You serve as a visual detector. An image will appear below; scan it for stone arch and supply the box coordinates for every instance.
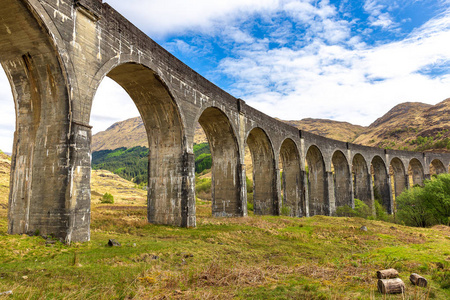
[197,107,242,217]
[408,158,424,187]
[306,145,327,216]
[430,159,446,176]
[371,156,392,213]
[93,63,193,227]
[1,0,82,240]
[331,151,352,209]
[352,154,372,208]
[246,127,277,215]
[390,157,407,198]
[279,138,302,217]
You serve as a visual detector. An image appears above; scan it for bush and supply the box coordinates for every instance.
[246,176,253,193]
[420,174,450,225]
[101,192,114,204]
[281,205,291,216]
[396,174,450,227]
[247,192,254,212]
[374,200,391,222]
[354,199,372,218]
[335,199,372,219]
[335,205,356,217]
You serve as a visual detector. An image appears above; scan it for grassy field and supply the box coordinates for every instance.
[1,201,450,299]
[0,154,450,299]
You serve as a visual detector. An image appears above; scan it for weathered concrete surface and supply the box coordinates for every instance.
[1,0,450,243]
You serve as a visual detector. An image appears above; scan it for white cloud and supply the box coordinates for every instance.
[104,0,280,38]
[218,8,450,125]
[363,0,398,30]
[91,77,140,133]
[0,69,15,153]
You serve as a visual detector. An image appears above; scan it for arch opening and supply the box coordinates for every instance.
[331,151,352,210]
[352,154,372,209]
[389,158,407,201]
[408,158,424,187]
[246,128,277,215]
[371,156,392,214]
[306,145,327,216]
[198,107,242,217]
[92,63,191,227]
[279,139,302,217]
[430,159,446,177]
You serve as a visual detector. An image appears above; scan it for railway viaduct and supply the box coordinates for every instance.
[1,0,449,243]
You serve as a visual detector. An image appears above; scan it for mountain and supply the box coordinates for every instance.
[91,117,207,152]
[353,99,450,152]
[92,99,450,153]
[280,118,365,142]
[92,117,364,152]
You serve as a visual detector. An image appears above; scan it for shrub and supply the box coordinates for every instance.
[335,205,356,217]
[420,174,450,225]
[335,199,372,219]
[246,176,253,193]
[374,200,391,222]
[247,192,254,212]
[354,199,371,218]
[281,205,291,216]
[101,192,114,204]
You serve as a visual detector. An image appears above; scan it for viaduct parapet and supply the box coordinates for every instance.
[1,0,449,242]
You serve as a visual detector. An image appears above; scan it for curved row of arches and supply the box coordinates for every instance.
[191,103,450,219]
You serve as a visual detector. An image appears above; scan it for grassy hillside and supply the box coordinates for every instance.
[354,99,450,152]
[92,144,213,185]
[92,146,150,185]
[281,118,365,142]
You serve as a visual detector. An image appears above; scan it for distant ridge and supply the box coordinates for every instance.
[92,99,450,153]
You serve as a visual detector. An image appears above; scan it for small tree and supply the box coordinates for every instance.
[101,192,114,204]
[421,174,450,225]
[396,186,433,227]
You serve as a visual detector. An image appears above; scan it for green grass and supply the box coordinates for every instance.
[0,205,450,299]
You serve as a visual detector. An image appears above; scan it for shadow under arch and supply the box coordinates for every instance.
[246,127,277,215]
[390,157,407,198]
[1,0,80,240]
[352,154,372,208]
[279,138,302,217]
[306,145,327,216]
[371,156,392,213]
[331,150,352,209]
[408,158,424,187]
[94,63,193,227]
[197,106,242,217]
[430,159,446,176]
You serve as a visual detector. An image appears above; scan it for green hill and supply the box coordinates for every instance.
[92,143,212,185]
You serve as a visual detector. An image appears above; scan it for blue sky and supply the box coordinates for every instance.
[1,0,450,152]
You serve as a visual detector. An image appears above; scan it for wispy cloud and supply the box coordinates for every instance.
[217,3,450,125]
[363,0,398,30]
